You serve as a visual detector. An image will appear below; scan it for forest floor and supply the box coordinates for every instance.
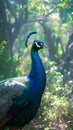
[22,113,70,130]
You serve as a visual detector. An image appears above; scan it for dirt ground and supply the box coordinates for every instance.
[22,114,69,130]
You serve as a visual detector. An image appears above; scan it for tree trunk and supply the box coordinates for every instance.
[0,0,7,44]
[42,22,57,61]
[0,0,29,55]
[6,0,29,54]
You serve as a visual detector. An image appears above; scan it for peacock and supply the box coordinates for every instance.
[0,32,47,130]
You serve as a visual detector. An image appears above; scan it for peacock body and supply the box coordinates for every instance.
[0,32,47,129]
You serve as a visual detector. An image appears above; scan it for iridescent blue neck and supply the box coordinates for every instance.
[28,48,46,105]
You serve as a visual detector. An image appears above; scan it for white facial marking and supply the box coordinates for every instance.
[35,42,40,48]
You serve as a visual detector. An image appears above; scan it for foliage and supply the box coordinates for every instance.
[0,41,19,80]
[50,0,73,23]
[39,62,73,129]
[41,62,67,119]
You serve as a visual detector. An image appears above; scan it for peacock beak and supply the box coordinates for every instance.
[43,43,48,48]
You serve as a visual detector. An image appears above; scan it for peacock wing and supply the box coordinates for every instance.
[0,78,31,122]
[0,76,30,87]
[12,76,30,87]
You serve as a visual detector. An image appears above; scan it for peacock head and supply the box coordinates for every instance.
[25,32,47,51]
[32,40,47,51]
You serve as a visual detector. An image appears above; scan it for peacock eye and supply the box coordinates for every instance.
[35,42,40,48]
[40,42,43,46]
